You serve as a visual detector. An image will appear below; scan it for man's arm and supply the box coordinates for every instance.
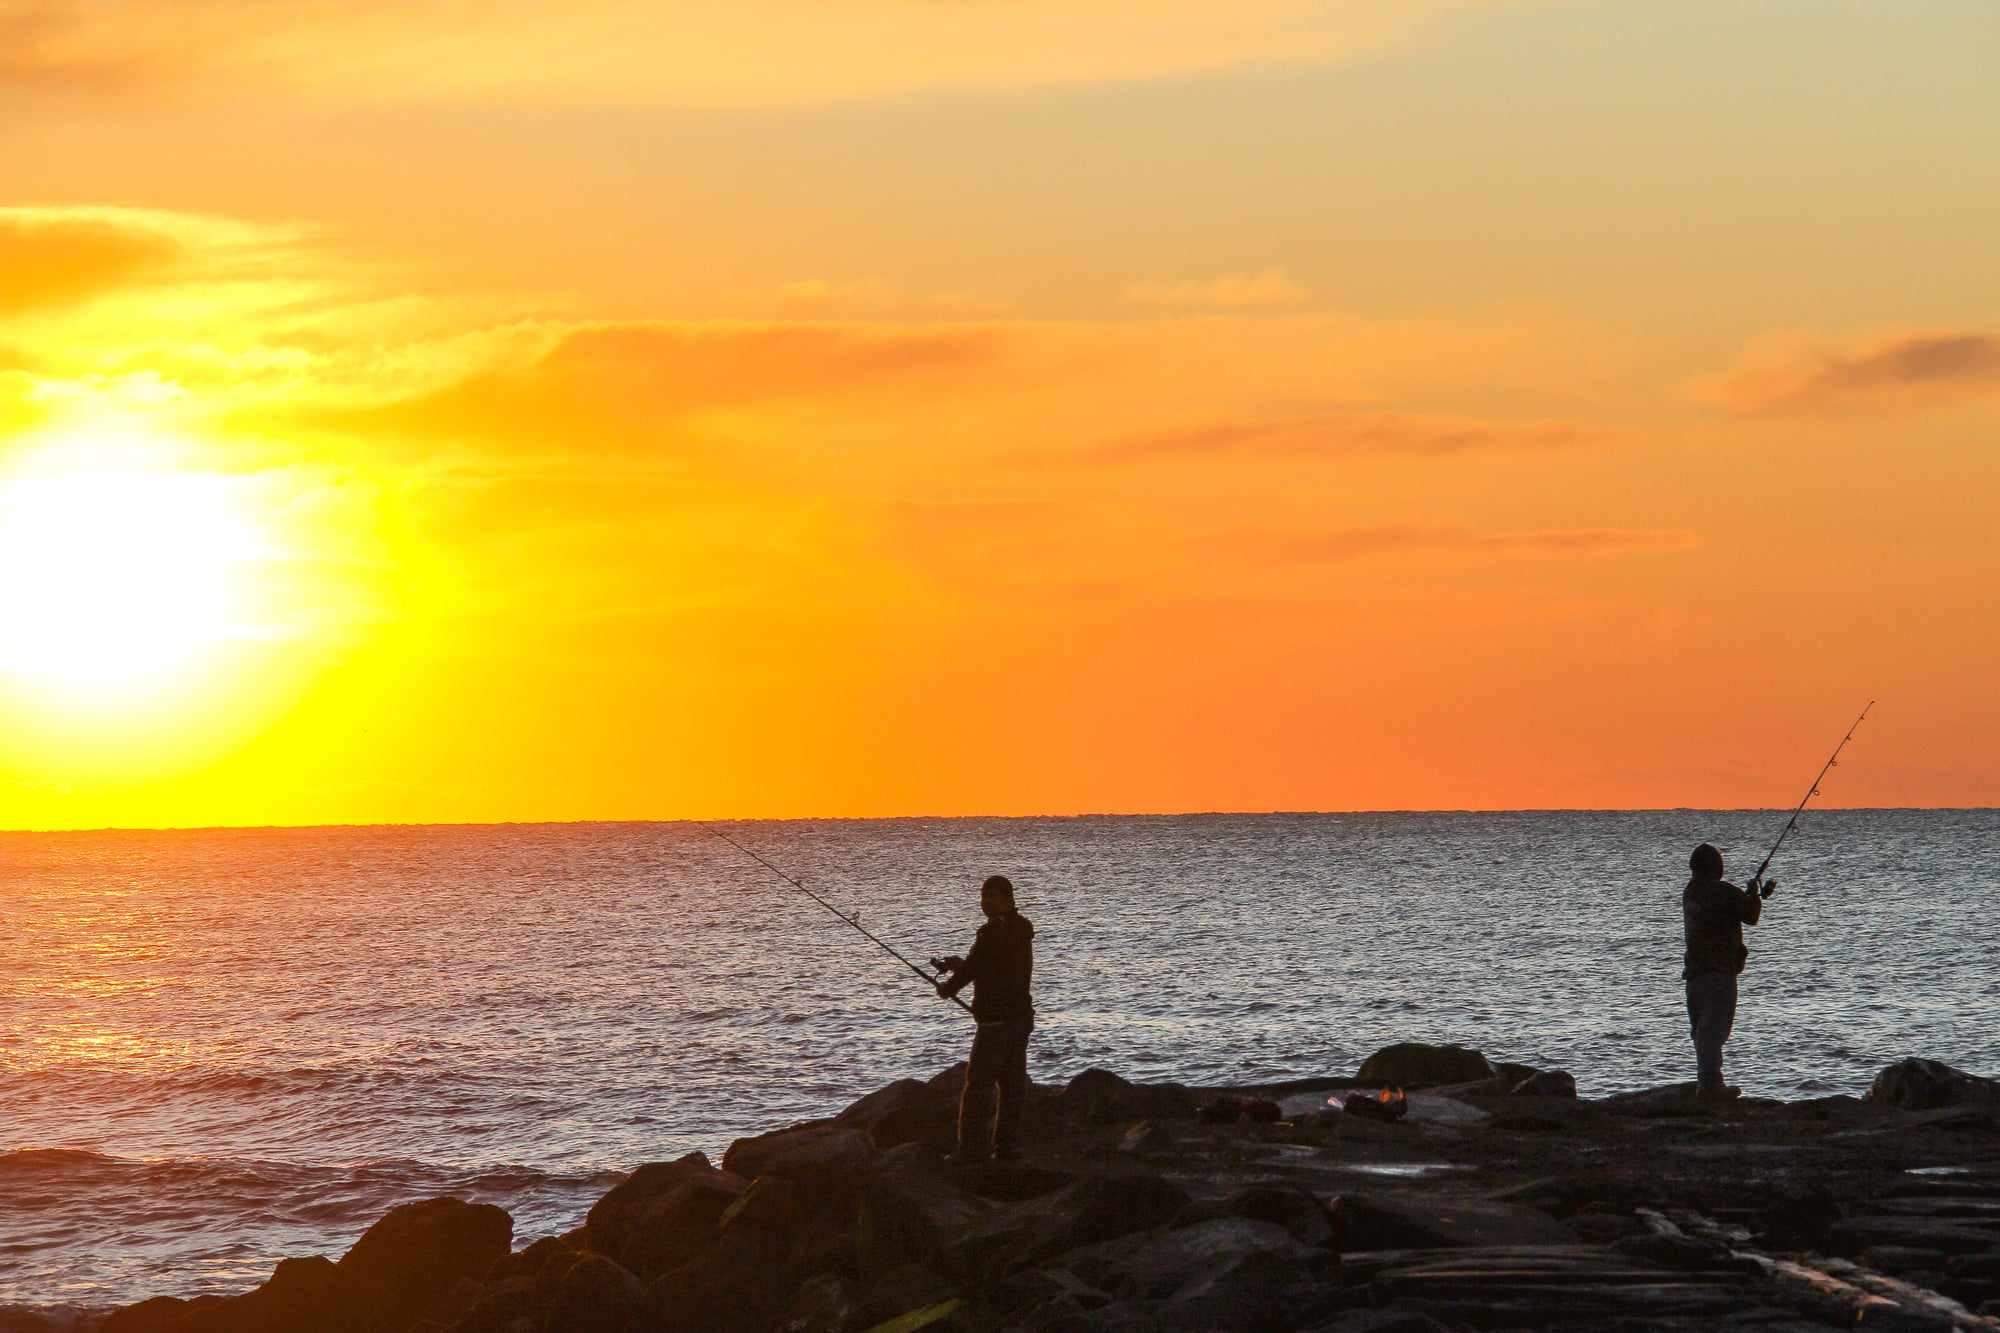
[1734,881,1764,926]
[938,926,987,999]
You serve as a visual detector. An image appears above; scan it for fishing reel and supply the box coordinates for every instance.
[1751,877,1778,900]
[930,955,964,976]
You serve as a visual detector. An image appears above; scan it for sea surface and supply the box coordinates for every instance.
[3,811,1996,1311]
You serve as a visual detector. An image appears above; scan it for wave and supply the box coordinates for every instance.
[0,1148,621,1308]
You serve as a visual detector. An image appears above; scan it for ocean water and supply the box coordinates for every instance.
[2,811,1996,1310]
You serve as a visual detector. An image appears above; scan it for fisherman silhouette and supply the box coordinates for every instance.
[1682,843,1767,1102]
[932,875,1035,1164]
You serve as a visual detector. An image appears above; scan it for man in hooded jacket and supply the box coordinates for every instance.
[1683,842,1767,1101]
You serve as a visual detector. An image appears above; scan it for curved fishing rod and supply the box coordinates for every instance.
[696,822,973,1016]
[1752,701,1873,897]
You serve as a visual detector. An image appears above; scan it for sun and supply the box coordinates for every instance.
[0,449,273,700]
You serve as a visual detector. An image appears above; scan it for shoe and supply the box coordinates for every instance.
[945,1149,991,1167]
[1695,1086,1742,1104]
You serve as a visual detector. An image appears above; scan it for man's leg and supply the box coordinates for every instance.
[957,1024,1001,1159]
[1690,973,1739,1095]
[992,1018,1033,1157]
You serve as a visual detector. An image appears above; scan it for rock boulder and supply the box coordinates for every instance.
[1356,1044,1498,1090]
[1867,1059,2000,1111]
[1328,1192,1577,1251]
[337,1196,513,1328]
[1052,1069,1196,1125]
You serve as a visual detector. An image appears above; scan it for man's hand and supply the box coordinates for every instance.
[935,981,952,998]
[931,955,964,975]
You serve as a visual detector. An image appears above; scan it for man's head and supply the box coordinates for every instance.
[1689,843,1725,881]
[981,874,1016,917]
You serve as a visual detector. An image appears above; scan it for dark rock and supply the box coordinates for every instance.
[1059,1217,1330,1304]
[837,1080,959,1153]
[1328,1192,1577,1251]
[1598,1082,1702,1112]
[647,1249,788,1333]
[1510,1070,1577,1099]
[1868,1059,2000,1111]
[1858,1246,1950,1279]
[488,1234,576,1284]
[948,1170,1195,1283]
[863,1263,958,1322]
[544,1254,649,1333]
[1760,1182,1845,1249]
[1355,1044,1497,1090]
[1484,1178,1577,1219]
[1222,1185,1335,1248]
[775,1274,862,1333]
[1300,1312,1452,1333]
[338,1196,514,1328]
[953,1161,1078,1203]
[587,1155,741,1257]
[856,1144,993,1285]
[1613,1231,1732,1269]
[1827,1216,2000,1257]
[1152,1243,1316,1331]
[615,1171,751,1280]
[1569,1212,1641,1243]
[100,1296,223,1333]
[926,1064,969,1101]
[1946,1254,2000,1282]
[1054,1070,1197,1126]
[722,1126,879,1185]
[443,1277,535,1333]
[981,1267,1115,1321]
[177,1255,370,1333]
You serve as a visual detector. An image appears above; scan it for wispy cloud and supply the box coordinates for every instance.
[1706,328,2000,414]
[1125,269,1306,310]
[0,209,183,312]
[0,1,1512,107]
[1091,411,1602,463]
[1207,524,1700,563]
[332,320,1010,456]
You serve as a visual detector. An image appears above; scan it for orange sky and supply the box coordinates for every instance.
[1,0,1996,827]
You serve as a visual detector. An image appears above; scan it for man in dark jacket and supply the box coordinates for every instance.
[934,875,1034,1163]
[1683,842,1766,1101]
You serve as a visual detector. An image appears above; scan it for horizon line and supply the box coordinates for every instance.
[2,805,1990,836]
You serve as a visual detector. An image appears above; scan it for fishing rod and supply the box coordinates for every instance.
[1751,701,1873,898]
[696,822,973,1016]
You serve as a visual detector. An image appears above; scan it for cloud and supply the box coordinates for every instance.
[1706,329,2000,414]
[336,320,1009,455]
[1126,270,1306,310]
[1208,524,1700,563]
[0,210,183,312]
[0,0,1505,107]
[1091,410,1602,463]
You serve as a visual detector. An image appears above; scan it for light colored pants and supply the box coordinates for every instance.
[1686,971,1739,1094]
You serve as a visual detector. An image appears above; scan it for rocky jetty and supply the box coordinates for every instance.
[74,1050,2000,1332]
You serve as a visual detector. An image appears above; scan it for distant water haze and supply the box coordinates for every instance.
[2,812,1995,1308]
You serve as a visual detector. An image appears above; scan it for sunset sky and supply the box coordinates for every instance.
[1,0,1995,827]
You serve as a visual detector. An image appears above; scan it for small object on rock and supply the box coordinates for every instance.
[1344,1088,1409,1122]
[1868,1059,2000,1111]
[1356,1043,1497,1090]
[1118,1121,1155,1154]
[1511,1069,1578,1098]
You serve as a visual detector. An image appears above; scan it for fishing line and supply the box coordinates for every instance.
[1752,701,1873,893]
[696,821,973,1016]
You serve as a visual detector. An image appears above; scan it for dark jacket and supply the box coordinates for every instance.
[1682,876,1761,980]
[942,910,1034,1022]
